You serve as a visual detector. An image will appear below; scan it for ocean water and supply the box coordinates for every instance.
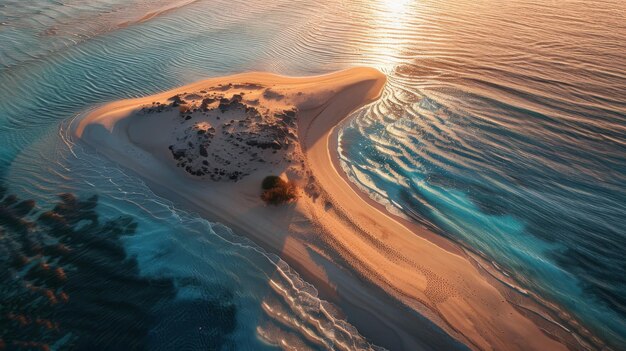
[0,0,624,350]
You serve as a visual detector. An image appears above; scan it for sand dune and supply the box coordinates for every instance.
[74,67,571,351]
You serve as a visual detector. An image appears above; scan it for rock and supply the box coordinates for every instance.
[200,97,215,111]
[218,96,246,112]
[171,149,186,160]
[168,95,185,107]
[263,89,285,100]
[270,140,282,150]
[231,94,243,102]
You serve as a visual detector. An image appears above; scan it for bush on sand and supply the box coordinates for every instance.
[261,175,297,205]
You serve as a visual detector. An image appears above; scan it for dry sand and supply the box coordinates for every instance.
[73,67,574,351]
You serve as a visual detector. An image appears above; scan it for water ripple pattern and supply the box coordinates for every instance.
[0,0,625,349]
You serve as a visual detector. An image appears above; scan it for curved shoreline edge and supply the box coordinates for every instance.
[72,67,588,351]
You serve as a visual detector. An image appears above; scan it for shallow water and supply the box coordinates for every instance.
[0,0,625,349]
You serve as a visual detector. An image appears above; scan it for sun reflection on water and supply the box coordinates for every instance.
[383,0,411,12]
[368,0,416,69]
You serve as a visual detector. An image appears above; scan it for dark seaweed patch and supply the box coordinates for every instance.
[0,191,237,350]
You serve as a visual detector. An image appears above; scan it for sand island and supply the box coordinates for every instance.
[74,68,578,351]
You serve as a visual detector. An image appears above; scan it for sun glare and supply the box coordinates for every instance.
[369,0,413,69]
[383,0,410,12]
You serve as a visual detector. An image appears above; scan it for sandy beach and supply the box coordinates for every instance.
[73,67,574,351]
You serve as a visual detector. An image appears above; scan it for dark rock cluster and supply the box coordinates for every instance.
[168,94,184,107]
[169,122,219,178]
[0,189,237,350]
[141,101,172,114]
[218,94,246,113]
[166,90,298,181]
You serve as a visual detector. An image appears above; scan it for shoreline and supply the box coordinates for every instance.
[72,67,580,350]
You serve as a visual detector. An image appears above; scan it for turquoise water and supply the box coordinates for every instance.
[1,0,625,350]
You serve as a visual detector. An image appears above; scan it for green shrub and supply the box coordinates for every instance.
[261,176,297,205]
[262,175,283,190]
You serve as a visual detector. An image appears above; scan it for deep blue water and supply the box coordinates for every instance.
[1,0,625,350]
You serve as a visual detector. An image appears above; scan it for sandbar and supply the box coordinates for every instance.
[73,67,576,351]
